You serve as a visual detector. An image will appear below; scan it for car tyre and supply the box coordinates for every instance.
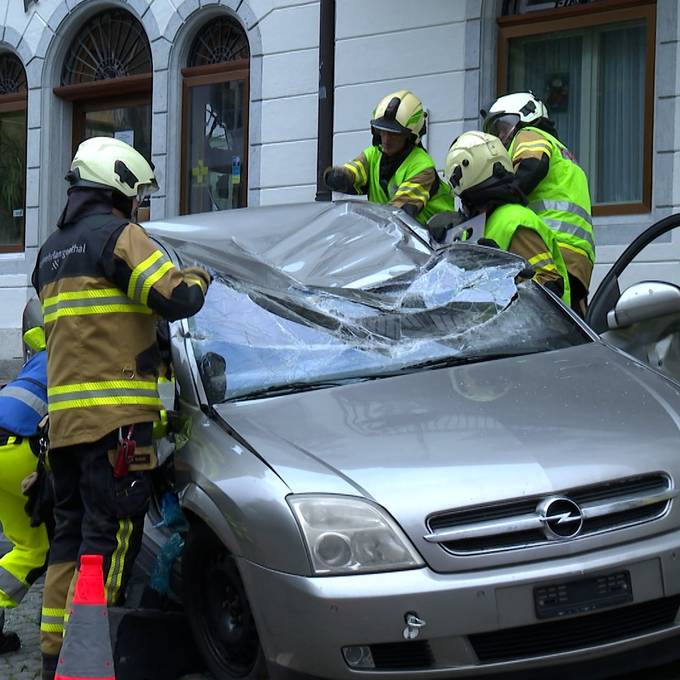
[183,522,268,679]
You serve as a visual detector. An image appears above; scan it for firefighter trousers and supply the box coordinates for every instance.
[0,438,49,608]
[40,427,152,661]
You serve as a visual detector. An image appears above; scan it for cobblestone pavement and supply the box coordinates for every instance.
[0,579,42,680]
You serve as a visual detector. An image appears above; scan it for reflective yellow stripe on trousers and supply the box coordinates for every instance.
[47,380,161,412]
[40,607,66,635]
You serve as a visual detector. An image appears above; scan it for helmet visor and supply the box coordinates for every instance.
[136,180,159,204]
[370,116,410,136]
[483,113,520,146]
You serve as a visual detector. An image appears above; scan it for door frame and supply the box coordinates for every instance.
[180,60,250,215]
[586,213,680,333]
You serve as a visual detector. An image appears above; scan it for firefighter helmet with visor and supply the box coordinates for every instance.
[66,137,158,202]
[481,92,549,147]
[371,90,427,144]
[445,131,512,197]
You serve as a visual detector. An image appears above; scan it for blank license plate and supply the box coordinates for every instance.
[534,571,633,619]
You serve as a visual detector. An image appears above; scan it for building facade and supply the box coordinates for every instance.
[0,0,672,357]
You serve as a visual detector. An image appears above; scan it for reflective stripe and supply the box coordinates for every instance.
[140,261,175,306]
[128,250,174,305]
[41,608,65,634]
[396,182,429,202]
[529,199,593,226]
[513,141,551,158]
[0,385,47,416]
[49,379,158,396]
[543,218,595,248]
[42,288,151,322]
[527,252,554,271]
[347,160,367,185]
[42,607,65,618]
[186,275,207,292]
[49,387,159,404]
[106,519,133,603]
[559,242,589,258]
[48,380,160,412]
[530,258,555,271]
[0,566,26,602]
[40,622,64,633]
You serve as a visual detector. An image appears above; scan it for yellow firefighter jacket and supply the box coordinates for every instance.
[32,209,209,449]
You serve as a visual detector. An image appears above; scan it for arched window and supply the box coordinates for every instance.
[54,9,153,217]
[0,53,27,252]
[181,17,250,215]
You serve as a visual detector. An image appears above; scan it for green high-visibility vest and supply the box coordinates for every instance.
[363,145,454,225]
[485,203,571,306]
[510,127,595,264]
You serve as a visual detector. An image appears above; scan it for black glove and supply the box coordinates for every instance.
[323,167,353,194]
[477,238,500,249]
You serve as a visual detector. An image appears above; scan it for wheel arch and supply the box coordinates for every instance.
[180,482,243,556]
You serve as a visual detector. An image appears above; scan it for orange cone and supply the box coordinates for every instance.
[55,554,116,680]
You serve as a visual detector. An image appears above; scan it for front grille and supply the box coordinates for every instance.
[426,473,673,554]
[469,596,680,663]
[369,641,433,670]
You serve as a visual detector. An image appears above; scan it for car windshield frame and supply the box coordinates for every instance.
[150,201,593,404]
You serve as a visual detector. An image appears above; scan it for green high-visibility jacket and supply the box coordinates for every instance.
[363,145,454,225]
[485,203,571,306]
[510,127,595,264]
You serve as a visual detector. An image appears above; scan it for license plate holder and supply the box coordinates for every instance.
[534,570,633,620]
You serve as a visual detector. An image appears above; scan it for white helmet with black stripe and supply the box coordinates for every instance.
[66,137,159,202]
[481,92,549,147]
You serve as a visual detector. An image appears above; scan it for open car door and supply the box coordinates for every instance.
[587,214,680,382]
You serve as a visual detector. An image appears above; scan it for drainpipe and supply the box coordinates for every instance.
[315,0,336,201]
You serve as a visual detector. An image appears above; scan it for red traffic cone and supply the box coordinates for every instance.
[55,554,116,680]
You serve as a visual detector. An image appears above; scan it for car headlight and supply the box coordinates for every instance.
[288,494,424,575]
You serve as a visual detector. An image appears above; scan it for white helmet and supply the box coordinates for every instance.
[67,137,158,200]
[481,92,549,147]
[444,131,512,197]
[371,90,427,143]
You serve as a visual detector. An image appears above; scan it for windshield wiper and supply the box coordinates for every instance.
[397,352,530,374]
[224,380,345,402]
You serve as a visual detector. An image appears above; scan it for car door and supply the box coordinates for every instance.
[587,213,680,382]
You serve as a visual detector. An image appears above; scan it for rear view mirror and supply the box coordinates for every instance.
[198,352,227,403]
[607,282,680,330]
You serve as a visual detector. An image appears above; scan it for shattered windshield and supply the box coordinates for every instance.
[157,202,589,402]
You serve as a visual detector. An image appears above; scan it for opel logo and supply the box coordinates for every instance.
[536,496,584,540]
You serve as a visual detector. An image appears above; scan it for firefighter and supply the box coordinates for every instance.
[482,92,593,315]
[32,137,211,679]
[0,316,49,654]
[323,90,454,225]
[445,131,570,306]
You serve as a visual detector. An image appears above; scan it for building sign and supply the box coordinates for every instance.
[503,0,599,15]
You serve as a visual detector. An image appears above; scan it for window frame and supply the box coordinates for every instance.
[0,91,27,253]
[180,59,250,215]
[497,0,657,216]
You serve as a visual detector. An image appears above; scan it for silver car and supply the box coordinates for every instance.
[142,202,680,680]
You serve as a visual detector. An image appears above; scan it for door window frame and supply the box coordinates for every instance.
[497,0,657,216]
[0,91,27,253]
[53,74,153,156]
[180,60,250,215]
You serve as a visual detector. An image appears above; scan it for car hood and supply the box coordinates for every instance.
[215,342,680,511]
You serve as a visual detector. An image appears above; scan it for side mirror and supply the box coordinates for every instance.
[607,282,680,330]
[198,352,227,403]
